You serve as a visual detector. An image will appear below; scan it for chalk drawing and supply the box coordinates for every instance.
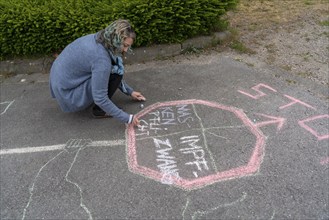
[64,139,93,220]
[153,137,181,185]
[182,197,191,220]
[238,83,327,166]
[238,84,316,111]
[191,103,218,174]
[21,139,93,220]
[0,100,15,115]
[320,157,329,165]
[279,95,316,110]
[298,115,329,141]
[127,99,266,190]
[182,192,247,220]
[0,140,125,155]
[205,130,229,140]
[237,83,277,99]
[254,113,286,132]
[1,139,125,219]
[21,150,65,220]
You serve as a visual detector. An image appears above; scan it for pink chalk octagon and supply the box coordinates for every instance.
[126,99,265,190]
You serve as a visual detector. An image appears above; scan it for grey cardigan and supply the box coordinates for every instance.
[49,33,134,123]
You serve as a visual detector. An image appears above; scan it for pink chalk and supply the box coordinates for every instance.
[298,115,329,141]
[238,83,277,100]
[126,99,266,190]
[279,95,316,110]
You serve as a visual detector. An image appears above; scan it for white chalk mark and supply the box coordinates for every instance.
[181,135,199,140]
[136,125,246,141]
[89,140,125,147]
[192,104,218,172]
[64,139,93,220]
[270,210,276,220]
[136,129,202,141]
[0,140,126,155]
[0,100,15,115]
[22,139,94,220]
[183,192,247,220]
[2,144,66,155]
[182,198,190,220]
[205,125,246,130]
[205,131,228,140]
[21,151,65,220]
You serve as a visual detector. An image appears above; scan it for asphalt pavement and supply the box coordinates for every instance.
[1,53,328,219]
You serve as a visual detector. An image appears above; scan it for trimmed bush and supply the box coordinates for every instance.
[0,0,237,58]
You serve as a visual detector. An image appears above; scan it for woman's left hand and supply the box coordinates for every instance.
[131,91,146,101]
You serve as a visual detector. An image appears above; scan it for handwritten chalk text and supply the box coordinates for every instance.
[136,105,195,137]
[154,138,180,184]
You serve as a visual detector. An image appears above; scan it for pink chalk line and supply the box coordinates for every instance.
[237,83,277,100]
[320,157,329,165]
[254,113,286,131]
[279,95,316,110]
[298,115,329,141]
[127,99,266,190]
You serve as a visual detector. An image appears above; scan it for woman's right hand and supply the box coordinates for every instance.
[132,116,140,127]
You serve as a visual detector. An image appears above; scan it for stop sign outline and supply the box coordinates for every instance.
[126,99,265,190]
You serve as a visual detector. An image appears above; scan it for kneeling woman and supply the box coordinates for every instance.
[50,19,145,126]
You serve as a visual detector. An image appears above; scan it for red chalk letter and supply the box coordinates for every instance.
[298,115,329,140]
[279,95,316,110]
[254,113,286,132]
[320,157,329,165]
[238,83,277,99]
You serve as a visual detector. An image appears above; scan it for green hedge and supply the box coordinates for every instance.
[0,0,237,58]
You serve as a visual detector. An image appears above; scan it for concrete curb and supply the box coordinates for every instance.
[0,31,231,76]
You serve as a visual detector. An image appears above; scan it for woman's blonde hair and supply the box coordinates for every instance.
[96,19,135,54]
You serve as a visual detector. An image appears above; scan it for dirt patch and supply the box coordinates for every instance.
[223,0,329,85]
